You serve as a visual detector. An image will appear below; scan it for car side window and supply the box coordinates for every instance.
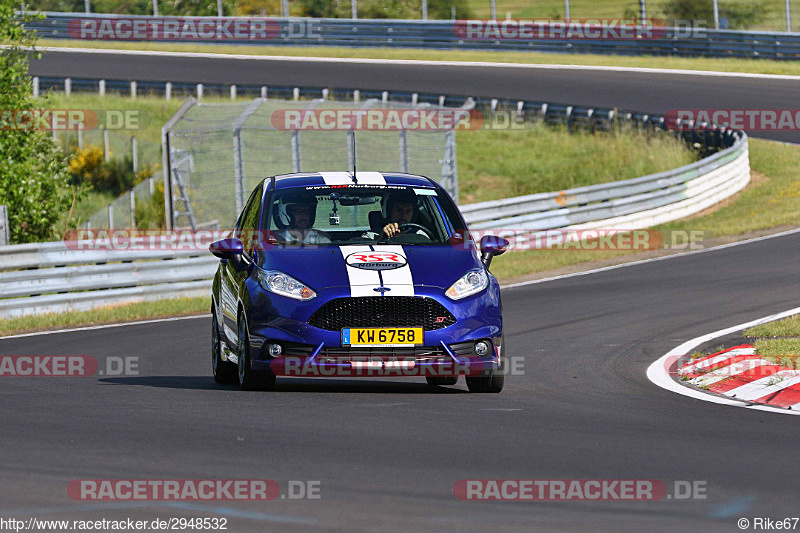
[236,185,263,252]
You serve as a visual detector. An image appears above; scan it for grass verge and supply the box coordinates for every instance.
[743,315,800,368]
[0,297,208,337]
[38,38,800,77]
[490,138,800,280]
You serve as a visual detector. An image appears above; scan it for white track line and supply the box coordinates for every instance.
[647,306,800,416]
[0,314,209,340]
[35,46,800,81]
[3,227,799,340]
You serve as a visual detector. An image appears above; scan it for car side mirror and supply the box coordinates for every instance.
[209,238,248,271]
[479,235,509,269]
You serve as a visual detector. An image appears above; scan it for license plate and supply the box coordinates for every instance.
[342,327,423,346]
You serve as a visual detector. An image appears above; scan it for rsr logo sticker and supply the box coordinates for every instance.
[345,252,407,270]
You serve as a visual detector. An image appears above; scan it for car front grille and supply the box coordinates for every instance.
[308,296,456,332]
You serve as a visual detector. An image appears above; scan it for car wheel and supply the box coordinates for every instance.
[465,352,505,393]
[426,376,458,386]
[212,309,237,384]
[237,314,276,391]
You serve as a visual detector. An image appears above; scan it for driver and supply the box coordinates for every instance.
[379,190,430,240]
[276,193,330,245]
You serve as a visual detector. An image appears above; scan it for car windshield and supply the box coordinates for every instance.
[261,185,462,246]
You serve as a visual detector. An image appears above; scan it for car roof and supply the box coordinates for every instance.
[268,172,437,190]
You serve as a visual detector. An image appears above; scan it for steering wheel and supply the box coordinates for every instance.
[398,223,434,239]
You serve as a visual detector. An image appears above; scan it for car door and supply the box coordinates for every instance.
[221,185,263,350]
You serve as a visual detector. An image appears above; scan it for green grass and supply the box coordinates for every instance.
[753,338,800,367]
[54,190,116,236]
[742,315,800,367]
[465,0,800,33]
[489,138,800,280]
[745,314,800,337]
[38,38,800,77]
[458,123,696,203]
[0,297,208,337]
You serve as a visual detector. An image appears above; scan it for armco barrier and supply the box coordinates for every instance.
[0,242,217,318]
[26,13,800,60]
[462,136,749,232]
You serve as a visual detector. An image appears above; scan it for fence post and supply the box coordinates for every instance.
[0,205,8,246]
[108,204,114,229]
[230,85,237,100]
[399,130,409,173]
[130,189,136,229]
[99,79,106,96]
[442,129,458,203]
[353,90,360,103]
[261,86,267,99]
[291,130,302,172]
[64,77,71,97]
[130,80,137,100]
[103,129,110,162]
[32,76,39,97]
[382,91,388,105]
[132,136,138,173]
[293,87,300,101]
[197,83,203,100]
[77,127,83,148]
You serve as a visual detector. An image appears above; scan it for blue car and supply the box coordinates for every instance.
[209,172,508,392]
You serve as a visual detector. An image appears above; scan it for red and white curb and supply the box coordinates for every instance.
[678,345,800,408]
[647,306,800,416]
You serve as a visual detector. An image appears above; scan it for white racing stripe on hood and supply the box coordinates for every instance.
[353,171,386,185]
[320,172,353,185]
[372,245,414,296]
[339,245,381,297]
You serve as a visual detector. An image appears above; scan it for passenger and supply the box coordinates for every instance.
[276,194,330,245]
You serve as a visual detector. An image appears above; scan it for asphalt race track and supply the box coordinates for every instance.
[3,50,797,531]
[2,231,799,531]
[28,49,800,144]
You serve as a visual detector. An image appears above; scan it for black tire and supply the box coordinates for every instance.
[237,314,276,391]
[426,376,458,386]
[212,309,237,384]
[465,356,505,393]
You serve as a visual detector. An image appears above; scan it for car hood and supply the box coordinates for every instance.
[257,244,483,291]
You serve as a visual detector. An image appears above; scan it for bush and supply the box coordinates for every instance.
[0,1,82,243]
[68,145,157,197]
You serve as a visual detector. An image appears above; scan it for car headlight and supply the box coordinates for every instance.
[258,269,316,301]
[445,269,488,300]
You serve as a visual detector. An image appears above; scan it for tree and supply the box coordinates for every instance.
[0,1,77,243]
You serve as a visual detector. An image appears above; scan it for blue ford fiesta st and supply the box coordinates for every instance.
[209,171,508,392]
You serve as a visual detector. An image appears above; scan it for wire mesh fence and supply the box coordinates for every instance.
[165,97,463,230]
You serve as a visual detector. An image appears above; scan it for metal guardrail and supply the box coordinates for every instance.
[462,137,749,231]
[0,78,750,317]
[0,242,217,318]
[26,12,800,60]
